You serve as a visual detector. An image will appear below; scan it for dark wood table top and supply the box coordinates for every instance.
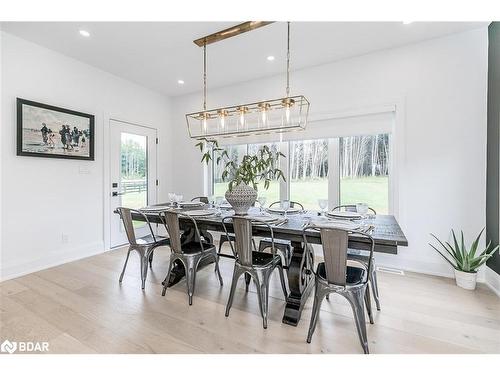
[133,204,408,254]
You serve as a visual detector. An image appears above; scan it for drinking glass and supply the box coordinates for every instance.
[318,199,328,216]
[175,194,183,207]
[257,196,267,213]
[215,196,224,215]
[208,195,215,209]
[281,200,290,219]
[356,203,369,218]
[168,192,175,206]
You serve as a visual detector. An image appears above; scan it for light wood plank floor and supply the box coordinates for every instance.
[1,245,499,354]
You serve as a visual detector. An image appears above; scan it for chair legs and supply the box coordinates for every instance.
[244,273,251,291]
[148,251,154,268]
[162,250,221,305]
[225,264,243,317]
[307,283,370,354]
[119,244,158,290]
[218,235,228,255]
[306,283,327,343]
[185,257,198,305]
[254,273,270,329]
[140,254,149,289]
[214,253,224,286]
[225,263,283,329]
[161,256,174,296]
[370,267,381,311]
[364,283,374,324]
[119,248,131,283]
[344,286,370,354]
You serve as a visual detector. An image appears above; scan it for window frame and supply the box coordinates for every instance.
[207,133,393,215]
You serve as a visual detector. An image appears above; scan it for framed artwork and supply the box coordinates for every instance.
[17,98,95,160]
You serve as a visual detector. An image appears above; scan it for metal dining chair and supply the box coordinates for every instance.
[258,201,305,267]
[304,225,375,354]
[159,210,223,305]
[116,207,171,290]
[332,204,380,310]
[191,196,209,204]
[222,216,288,329]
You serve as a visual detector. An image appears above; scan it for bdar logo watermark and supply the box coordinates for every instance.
[1,339,49,354]
[1,340,17,354]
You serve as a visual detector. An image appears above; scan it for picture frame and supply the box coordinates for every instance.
[17,98,95,161]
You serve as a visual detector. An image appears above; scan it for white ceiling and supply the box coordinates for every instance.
[0,21,487,96]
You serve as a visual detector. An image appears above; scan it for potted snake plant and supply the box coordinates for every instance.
[429,228,499,290]
[196,138,285,215]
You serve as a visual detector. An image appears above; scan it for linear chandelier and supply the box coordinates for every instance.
[186,21,310,140]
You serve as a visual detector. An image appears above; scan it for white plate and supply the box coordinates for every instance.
[182,209,216,217]
[327,211,362,219]
[267,207,301,214]
[140,205,171,212]
[179,201,205,207]
[309,220,360,231]
[220,203,232,209]
[246,215,282,223]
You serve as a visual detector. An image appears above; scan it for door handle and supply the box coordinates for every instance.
[112,191,126,197]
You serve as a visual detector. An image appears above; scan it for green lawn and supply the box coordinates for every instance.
[122,191,147,209]
[121,191,148,228]
[341,176,388,214]
[214,176,388,213]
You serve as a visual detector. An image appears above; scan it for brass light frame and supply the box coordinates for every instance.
[186,21,310,140]
[193,21,274,47]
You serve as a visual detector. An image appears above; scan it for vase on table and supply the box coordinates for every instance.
[225,183,257,216]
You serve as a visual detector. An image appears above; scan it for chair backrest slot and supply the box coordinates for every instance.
[319,228,348,286]
[117,207,137,245]
[162,211,183,253]
[222,216,275,267]
[232,217,254,266]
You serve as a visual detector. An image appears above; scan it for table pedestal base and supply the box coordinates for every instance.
[282,241,314,326]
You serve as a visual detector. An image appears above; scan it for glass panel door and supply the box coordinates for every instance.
[110,120,157,248]
[120,133,148,211]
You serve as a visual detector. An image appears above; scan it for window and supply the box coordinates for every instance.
[339,134,390,214]
[290,139,329,210]
[248,142,281,204]
[213,144,246,197]
[209,133,391,214]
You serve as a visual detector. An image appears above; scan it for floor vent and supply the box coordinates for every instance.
[377,266,405,276]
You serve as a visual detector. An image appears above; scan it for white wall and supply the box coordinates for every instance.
[0,32,173,280]
[170,28,489,278]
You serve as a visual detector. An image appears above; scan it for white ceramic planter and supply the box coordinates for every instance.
[225,183,257,215]
[454,269,477,290]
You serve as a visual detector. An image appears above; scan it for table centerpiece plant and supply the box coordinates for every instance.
[429,228,499,290]
[196,138,285,215]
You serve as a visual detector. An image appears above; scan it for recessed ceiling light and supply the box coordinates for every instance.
[177,80,185,85]
[267,55,275,61]
[402,21,413,25]
[79,29,90,37]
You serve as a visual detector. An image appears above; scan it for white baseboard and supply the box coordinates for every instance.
[485,266,500,297]
[0,241,105,282]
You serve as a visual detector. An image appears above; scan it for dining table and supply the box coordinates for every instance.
[125,204,408,326]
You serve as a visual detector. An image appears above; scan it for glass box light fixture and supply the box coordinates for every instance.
[186,96,309,139]
[186,21,310,140]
